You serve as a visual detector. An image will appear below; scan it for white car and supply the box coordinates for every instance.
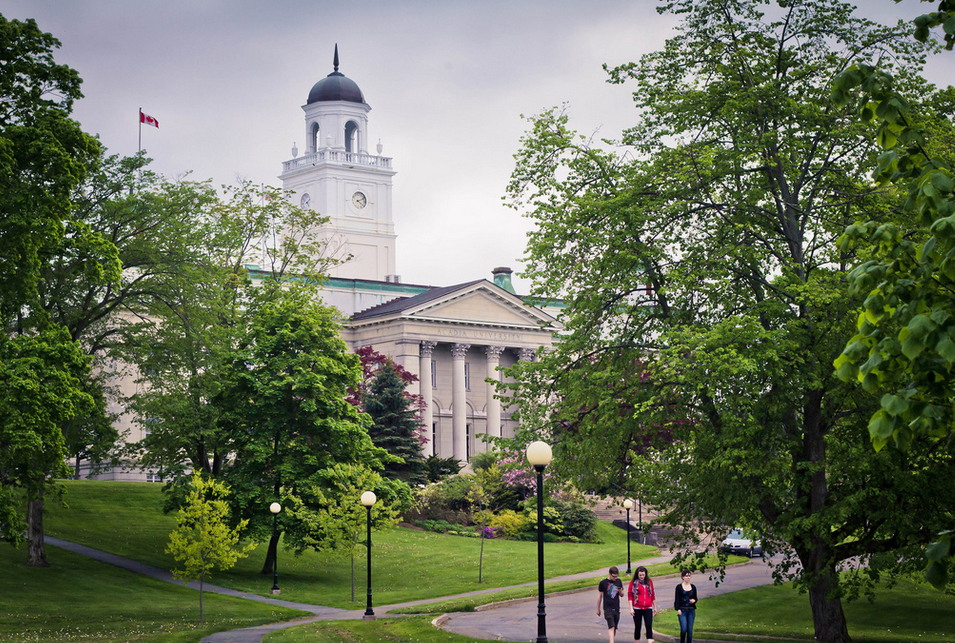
[720,529,762,557]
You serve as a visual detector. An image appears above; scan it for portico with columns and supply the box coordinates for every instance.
[342,279,560,462]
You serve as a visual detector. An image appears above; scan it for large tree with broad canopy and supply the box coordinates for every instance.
[503,1,955,641]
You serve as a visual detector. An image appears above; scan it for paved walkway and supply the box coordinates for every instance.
[443,559,778,642]
[46,536,770,643]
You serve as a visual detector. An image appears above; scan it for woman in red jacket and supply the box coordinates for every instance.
[627,565,657,643]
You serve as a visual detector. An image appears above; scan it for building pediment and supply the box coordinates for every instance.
[349,280,559,332]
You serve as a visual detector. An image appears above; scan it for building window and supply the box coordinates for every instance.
[345,121,359,152]
[466,423,471,460]
[146,473,163,483]
[464,362,470,390]
[431,360,436,388]
[432,422,437,452]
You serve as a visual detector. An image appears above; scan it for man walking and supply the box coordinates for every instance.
[597,566,624,643]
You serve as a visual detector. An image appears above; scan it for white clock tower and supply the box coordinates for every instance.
[279,46,398,282]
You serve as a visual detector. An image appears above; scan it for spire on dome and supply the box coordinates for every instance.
[306,46,366,104]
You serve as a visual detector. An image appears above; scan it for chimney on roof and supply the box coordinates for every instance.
[492,267,516,294]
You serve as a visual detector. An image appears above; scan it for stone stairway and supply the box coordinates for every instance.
[586,494,676,547]
[589,496,725,553]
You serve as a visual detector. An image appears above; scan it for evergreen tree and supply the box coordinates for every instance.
[363,362,427,486]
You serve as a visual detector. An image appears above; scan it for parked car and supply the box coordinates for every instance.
[720,528,762,557]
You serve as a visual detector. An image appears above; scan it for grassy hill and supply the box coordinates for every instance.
[6,481,952,643]
[0,543,306,643]
[41,480,659,608]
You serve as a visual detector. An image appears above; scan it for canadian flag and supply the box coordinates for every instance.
[140,111,159,129]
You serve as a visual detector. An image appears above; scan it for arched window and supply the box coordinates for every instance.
[344,121,359,153]
[310,122,320,153]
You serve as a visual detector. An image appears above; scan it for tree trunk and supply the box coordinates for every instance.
[805,557,851,643]
[799,397,851,643]
[478,522,485,584]
[26,495,50,567]
[261,529,279,575]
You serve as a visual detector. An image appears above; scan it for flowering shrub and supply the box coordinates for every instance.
[472,509,495,526]
[497,443,557,498]
[489,510,532,537]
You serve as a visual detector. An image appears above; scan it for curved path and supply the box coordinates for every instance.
[46,536,772,643]
[442,558,777,642]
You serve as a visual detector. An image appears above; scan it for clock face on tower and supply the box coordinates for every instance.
[351,191,367,209]
[300,193,311,209]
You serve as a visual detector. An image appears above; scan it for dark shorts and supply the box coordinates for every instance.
[604,608,621,629]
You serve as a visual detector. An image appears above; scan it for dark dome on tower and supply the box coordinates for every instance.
[307,45,366,105]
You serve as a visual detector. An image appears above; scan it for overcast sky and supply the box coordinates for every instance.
[5,0,953,293]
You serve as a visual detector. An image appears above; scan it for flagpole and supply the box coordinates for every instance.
[138,107,142,155]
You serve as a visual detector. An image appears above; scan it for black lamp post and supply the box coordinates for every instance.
[638,496,643,542]
[526,440,553,643]
[269,502,282,595]
[360,490,377,620]
[623,498,633,575]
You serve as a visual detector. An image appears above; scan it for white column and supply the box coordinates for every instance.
[485,346,504,440]
[419,341,437,457]
[451,343,470,463]
[518,347,536,362]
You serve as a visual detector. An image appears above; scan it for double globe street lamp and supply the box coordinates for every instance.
[526,440,553,643]
[269,502,282,595]
[360,490,378,620]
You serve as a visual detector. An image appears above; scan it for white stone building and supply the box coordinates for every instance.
[90,49,560,479]
[280,48,561,462]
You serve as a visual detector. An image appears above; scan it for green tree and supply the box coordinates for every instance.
[61,371,119,479]
[906,0,955,51]
[166,472,254,623]
[0,15,101,319]
[23,153,212,479]
[0,328,93,566]
[362,361,428,486]
[0,15,112,565]
[504,2,953,641]
[832,0,955,589]
[129,179,338,488]
[217,287,398,574]
[285,463,409,601]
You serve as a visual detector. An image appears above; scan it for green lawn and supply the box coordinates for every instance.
[265,615,474,643]
[14,480,955,643]
[44,481,661,608]
[651,577,955,643]
[0,544,307,643]
[267,578,955,643]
